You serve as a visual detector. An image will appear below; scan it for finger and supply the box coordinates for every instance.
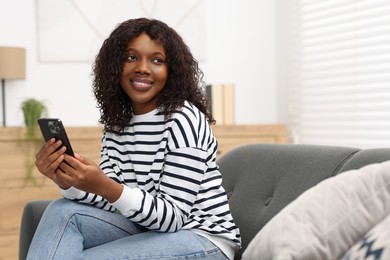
[39,146,65,172]
[42,157,65,183]
[55,166,66,176]
[39,138,55,152]
[35,139,55,163]
[35,141,64,170]
[44,154,65,176]
[55,167,73,188]
[46,145,67,165]
[58,160,74,175]
[36,139,62,160]
[74,153,93,165]
[63,154,82,170]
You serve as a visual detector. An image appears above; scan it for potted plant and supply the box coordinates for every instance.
[20,98,48,183]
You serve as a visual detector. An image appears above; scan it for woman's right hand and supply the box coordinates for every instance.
[35,138,71,189]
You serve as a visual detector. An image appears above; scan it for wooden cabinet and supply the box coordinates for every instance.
[212,124,288,158]
[0,127,103,260]
[0,124,288,259]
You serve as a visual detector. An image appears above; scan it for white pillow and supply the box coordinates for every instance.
[242,160,390,260]
[340,213,390,260]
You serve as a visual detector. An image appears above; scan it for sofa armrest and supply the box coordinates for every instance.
[19,200,52,260]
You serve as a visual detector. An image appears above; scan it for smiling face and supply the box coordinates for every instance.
[120,33,168,115]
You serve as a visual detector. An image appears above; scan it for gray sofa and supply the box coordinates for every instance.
[19,143,390,260]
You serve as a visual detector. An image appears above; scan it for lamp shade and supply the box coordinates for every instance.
[0,47,26,79]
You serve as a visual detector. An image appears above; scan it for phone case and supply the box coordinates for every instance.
[38,118,74,156]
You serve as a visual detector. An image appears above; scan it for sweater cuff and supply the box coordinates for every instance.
[61,186,86,199]
[111,185,143,216]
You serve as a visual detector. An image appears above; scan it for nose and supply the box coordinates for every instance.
[135,58,150,74]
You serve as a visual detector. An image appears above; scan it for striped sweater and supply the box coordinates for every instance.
[62,101,241,257]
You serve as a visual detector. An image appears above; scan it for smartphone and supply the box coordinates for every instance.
[38,118,74,156]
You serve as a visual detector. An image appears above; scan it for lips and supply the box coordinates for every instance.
[130,79,153,91]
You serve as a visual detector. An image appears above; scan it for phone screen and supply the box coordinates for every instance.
[38,118,74,156]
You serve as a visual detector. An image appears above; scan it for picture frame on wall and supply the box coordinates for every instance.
[36,0,206,62]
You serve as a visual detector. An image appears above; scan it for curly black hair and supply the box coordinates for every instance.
[92,18,214,132]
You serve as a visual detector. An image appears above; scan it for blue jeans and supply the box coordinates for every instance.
[26,199,228,260]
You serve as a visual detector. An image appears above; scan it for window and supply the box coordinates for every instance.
[287,0,390,148]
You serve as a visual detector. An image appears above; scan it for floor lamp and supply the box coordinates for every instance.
[0,47,26,127]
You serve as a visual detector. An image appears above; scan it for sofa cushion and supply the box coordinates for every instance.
[241,160,390,260]
[219,144,360,259]
[340,213,390,260]
[19,200,52,260]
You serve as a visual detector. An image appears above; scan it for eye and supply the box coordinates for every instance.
[152,57,165,64]
[127,55,137,61]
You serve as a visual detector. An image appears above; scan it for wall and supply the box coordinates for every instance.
[0,0,281,126]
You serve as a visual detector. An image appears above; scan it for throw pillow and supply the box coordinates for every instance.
[340,213,390,260]
[242,160,390,260]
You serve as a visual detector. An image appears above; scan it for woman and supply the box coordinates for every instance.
[28,18,241,259]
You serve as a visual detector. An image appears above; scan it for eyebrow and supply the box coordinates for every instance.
[126,48,166,58]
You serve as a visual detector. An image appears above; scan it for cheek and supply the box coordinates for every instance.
[121,63,131,75]
[158,67,169,83]
[120,64,132,82]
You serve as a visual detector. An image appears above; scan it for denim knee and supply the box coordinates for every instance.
[46,198,84,216]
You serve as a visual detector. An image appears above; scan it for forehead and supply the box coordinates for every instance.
[127,33,166,53]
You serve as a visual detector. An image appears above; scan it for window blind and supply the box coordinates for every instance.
[286,0,390,148]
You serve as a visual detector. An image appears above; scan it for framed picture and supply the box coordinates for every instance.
[36,0,206,62]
